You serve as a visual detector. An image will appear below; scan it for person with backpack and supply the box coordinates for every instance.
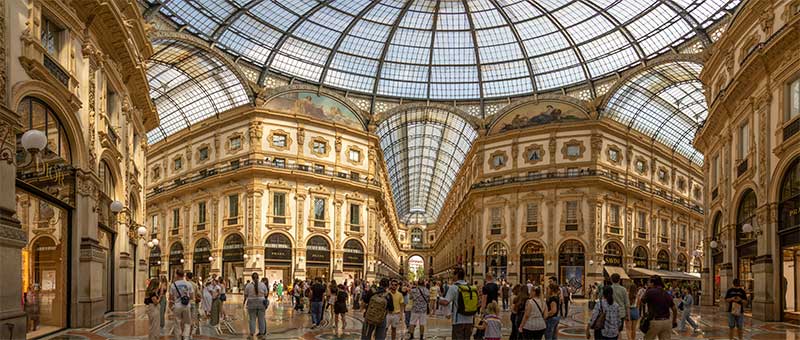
[609,274,630,334]
[408,279,430,340]
[145,279,162,340]
[439,267,478,339]
[361,278,394,340]
[586,286,621,340]
[519,286,546,339]
[169,269,194,340]
[243,272,268,337]
[725,278,747,340]
[334,284,349,336]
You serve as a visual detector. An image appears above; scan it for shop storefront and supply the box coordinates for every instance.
[193,238,211,282]
[657,249,671,270]
[149,246,162,279]
[677,254,688,272]
[306,236,331,280]
[603,242,628,280]
[222,234,245,293]
[343,239,365,281]
[264,233,293,285]
[736,189,757,310]
[558,240,585,296]
[520,241,545,285]
[168,242,184,278]
[779,157,800,319]
[16,96,76,338]
[711,213,723,305]
[485,242,508,280]
[633,246,649,269]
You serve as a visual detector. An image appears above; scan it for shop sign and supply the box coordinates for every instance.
[307,249,330,263]
[343,252,364,264]
[779,200,800,232]
[266,247,292,261]
[634,258,648,268]
[603,255,622,266]
[521,253,544,267]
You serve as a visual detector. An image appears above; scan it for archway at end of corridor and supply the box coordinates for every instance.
[407,255,425,282]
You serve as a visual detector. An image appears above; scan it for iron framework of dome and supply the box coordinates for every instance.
[144,0,738,101]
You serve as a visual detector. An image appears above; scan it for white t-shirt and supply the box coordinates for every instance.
[244,281,268,309]
[170,279,194,305]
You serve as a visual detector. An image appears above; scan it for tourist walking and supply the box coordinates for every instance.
[439,267,478,339]
[677,287,699,333]
[407,279,429,340]
[519,286,546,340]
[334,284,349,335]
[201,280,213,318]
[482,302,503,340]
[310,278,326,328]
[145,279,162,340]
[361,278,393,340]
[244,272,268,337]
[386,279,404,340]
[169,269,194,340]
[586,286,621,340]
[640,275,677,340]
[502,282,511,311]
[725,278,748,340]
[509,284,529,340]
[627,281,645,340]
[159,275,169,329]
[545,284,561,340]
[609,274,630,334]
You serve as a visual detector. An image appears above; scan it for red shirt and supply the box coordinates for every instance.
[641,287,673,319]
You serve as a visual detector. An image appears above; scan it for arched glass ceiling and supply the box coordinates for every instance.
[605,61,706,164]
[146,39,250,144]
[146,0,738,101]
[376,107,477,224]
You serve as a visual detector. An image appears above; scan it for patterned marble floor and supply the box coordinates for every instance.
[41,297,800,340]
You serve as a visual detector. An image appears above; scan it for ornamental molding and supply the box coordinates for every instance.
[606,144,623,165]
[488,150,508,170]
[308,136,331,158]
[225,132,245,154]
[346,145,364,166]
[560,139,585,161]
[267,129,292,151]
[195,143,211,164]
[523,144,544,165]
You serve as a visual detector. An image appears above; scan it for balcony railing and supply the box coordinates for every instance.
[195,223,206,231]
[226,217,239,225]
[273,216,286,225]
[785,119,800,141]
[147,158,381,198]
[43,54,69,87]
[636,231,648,239]
[659,236,669,244]
[171,228,179,236]
[350,224,361,233]
[607,225,622,235]
[737,159,748,177]
[471,168,703,214]
[526,225,538,233]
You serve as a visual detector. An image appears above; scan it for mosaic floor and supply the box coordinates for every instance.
[41,297,800,339]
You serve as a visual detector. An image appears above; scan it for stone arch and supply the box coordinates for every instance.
[11,81,89,168]
[257,84,370,131]
[262,231,295,249]
[518,239,548,256]
[28,234,60,248]
[342,237,366,252]
[304,233,334,248]
[484,240,511,255]
[98,150,123,199]
[218,231,245,249]
[770,151,800,203]
[557,238,588,253]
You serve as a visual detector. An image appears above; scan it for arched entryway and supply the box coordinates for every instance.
[736,189,757,308]
[193,239,211,281]
[656,249,670,270]
[603,242,624,267]
[711,212,723,305]
[779,157,800,318]
[520,241,545,285]
[633,246,649,269]
[343,239,365,281]
[222,234,245,293]
[677,254,688,272]
[306,236,331,280]
[485,243,508,280]
[149,245,162,278]
[408,255,425,281]
[264,233,293,285]
[558,240,586,296]
[169,242,185,277]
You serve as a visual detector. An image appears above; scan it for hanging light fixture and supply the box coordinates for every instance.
[147,241,154,248]
[21,129,47,152]
[208,256,214,262]
[110,200,124,213]
[137,226,147,237]
[152,238,160,246]
[710,240,718,249]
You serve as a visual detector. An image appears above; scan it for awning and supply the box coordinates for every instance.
[627,267,662,279]
[628,268,700,281]
[603,266,630,280]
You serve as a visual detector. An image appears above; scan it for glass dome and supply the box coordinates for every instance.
[146,0,738,101]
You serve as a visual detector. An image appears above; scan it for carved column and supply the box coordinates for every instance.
[294,193,306,279]
[210,198,221,275]
[0,105,25,338]
[251,189,263,245]
[75,170,108,324]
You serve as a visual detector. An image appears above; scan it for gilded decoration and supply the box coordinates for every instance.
[309,136,331,158]
[225,132,244,154]
[346,145,364,166]
[523,144,545,165]
[268,129,292,151]
[560,139,585,161]
[606,145,623,165]
[488,150,508,170]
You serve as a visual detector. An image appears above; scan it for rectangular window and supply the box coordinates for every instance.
[528,149,540,161]
[490,207,502,234]
[151,215,159,234]
[272,134,287,147]
[199,147,209,161]
[228,194,239,225]
[273,157,286,168]
[230,136,241,150]
[313,141,327,154]
[273,192,286,224]
[314,164,325,174]
[41,17,62,57]
[660,218,669,243]
[174,158,182,170]
[492,155,505,167]
[313,198,326,228]
[350,204,361,231]
[567,145,580,157]
[712,155,720,186]
[349,149,361,162]
[172,208,180,233]
[198,201,206,224]
[637,211,647,232]
[526,203,538,232]
[608,149,619,162]
[609,204,620,226]
[738,122,749,159]
[681,224,687,241]
[565,201,578,231]
[790,78,800,120]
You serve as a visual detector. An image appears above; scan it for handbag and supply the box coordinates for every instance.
[639,308,652,333]
[590,302,606,330]
[417,287,430,314]
[174,283,190,306]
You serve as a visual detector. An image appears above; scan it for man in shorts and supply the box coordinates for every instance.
[407,280,430,340]
[386,279,405,340]
[725,278,748,340]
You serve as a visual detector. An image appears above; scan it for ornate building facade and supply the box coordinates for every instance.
[695,0,800,321]
[0,1,154,338]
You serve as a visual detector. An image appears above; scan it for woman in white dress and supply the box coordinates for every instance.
[201,280,213,318]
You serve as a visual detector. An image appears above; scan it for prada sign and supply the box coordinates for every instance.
[344,252,364,264]
[307,249,330,263]
[266,248,292,261]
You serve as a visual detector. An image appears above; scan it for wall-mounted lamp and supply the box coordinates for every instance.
[243,254,249,260]
[180,258,185,264]
[589,260,595,265]
[208,256,214,262]
[741,223,763,236]
[710,240,725,249]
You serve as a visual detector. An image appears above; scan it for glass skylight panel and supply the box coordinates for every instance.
[392,28,432,47]
[293,22,341,49]
[309,6,354,31]
[400,10,433,29]
[430,83,480,99]
[537,0,572,12]
[639,19,692,56]
[162,0,219,37]
[553,2,595,27]
[432,66,479,82]
[523,32,571,56]
[479,43,524,64]
[481,60,529,81]
[249,1,299,31]
[330,53,379,76]
[381,62,428,81]
[586,48,639,77]
[531,49,580,73]
[627,4,677,39]
[566,15,616,44]
[436,13,470,30]
[378,79,427,98]
[470,9,507,29]
[364,2,403,24]
[476,26,517,45]
[484,78,533,97]
[386,45,430,64]
[515,16,559,40]
[536,66,585,90]
[339,36,384,59]
[330,0,371,14]
[606,0,656,24]
[349,20,392,42]
[501,1,541,23]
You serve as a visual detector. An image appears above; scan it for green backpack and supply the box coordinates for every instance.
[456,284,479,316]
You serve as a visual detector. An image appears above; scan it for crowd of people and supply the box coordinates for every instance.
[144,267,750,340]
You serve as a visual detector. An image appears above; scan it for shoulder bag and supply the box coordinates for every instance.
[590,301,606,330]
[417,287,430,314]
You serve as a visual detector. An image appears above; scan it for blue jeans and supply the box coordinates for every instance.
[727,313,744,329]
[311,302,324,326]
[678,308,698,331]
[247,308,266,335]
[545,316,560,339]
[361,320,387,340]
[404,311,411,329]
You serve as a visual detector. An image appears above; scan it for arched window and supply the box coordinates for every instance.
[736,190,757,244]
[657,250,670,270]
[410,228,423,248]
[677,254,688,272]
[16,97,72,164]
[98,161,115,198]
[603,242,623,267]
[779,158,800,233]
[634,246,649,268]
[485,242,508,279]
